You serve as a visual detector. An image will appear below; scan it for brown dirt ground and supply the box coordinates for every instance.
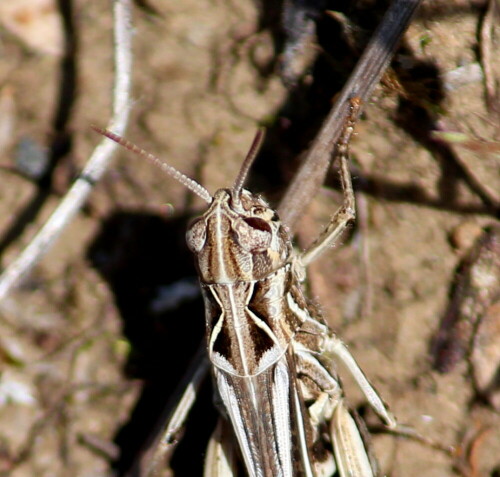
[0,0,499,476]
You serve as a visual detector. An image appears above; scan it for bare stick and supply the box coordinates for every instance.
[119,340,210,477]
[479,0,498,115]
[0,0,133,302]
[278,0,422,230]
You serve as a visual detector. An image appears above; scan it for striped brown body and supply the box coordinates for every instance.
[188,188,337,477]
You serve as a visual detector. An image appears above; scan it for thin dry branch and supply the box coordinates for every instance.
[278,0,422,229]
[479,0,499,115]
[0,0,133,302]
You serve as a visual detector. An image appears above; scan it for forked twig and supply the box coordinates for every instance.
[0,0,133,302]
[278,0,422,229]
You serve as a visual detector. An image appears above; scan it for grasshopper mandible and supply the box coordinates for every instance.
[94,99,396,477]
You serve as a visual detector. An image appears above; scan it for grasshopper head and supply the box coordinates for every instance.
[186,188,292,283]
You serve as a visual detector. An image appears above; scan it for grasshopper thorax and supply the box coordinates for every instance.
[186,188,292,284]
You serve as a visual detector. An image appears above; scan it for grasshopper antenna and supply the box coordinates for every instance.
[232,128,265,201]
[92,126,212,204]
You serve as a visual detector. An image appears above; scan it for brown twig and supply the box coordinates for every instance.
[278,0,422,230]
[479,0,499,116]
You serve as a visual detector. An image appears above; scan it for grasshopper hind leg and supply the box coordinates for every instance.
[294,349,376,477]
[204,418,239,477]
[330,401,375,477]
[294,317,394,477]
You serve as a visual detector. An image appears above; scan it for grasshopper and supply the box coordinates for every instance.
[94,99,396,476]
